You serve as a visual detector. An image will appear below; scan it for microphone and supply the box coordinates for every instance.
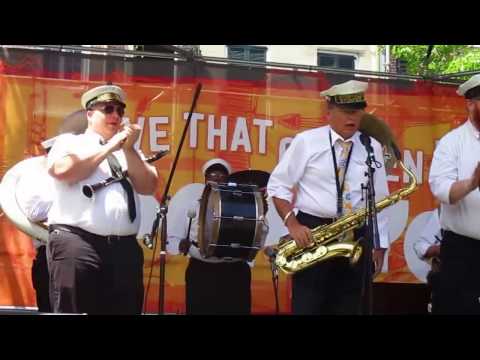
[360,133,379,166]
[180,208,197,255]
[264,246,277,261]
[144,207,160,250]
[359,133,374,153]
[264,246,278,278]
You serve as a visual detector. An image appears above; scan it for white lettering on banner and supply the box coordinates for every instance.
[230,117,252,152]
[208,114,227,150]
[134,117,144,150]
[133,114,425,183]
[253,119,273,154]
[403,150,423,184]
[387,161,400,182]
[149,116,170,152]
[184,112,271,153]
[185,112,205,148]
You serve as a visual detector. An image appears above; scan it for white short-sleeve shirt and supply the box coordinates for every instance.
[47,131,141,236]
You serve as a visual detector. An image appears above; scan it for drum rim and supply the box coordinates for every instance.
[197,183,213,257]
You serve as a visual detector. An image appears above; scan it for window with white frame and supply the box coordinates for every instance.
[317,52,356,70]
[227,45,267,62]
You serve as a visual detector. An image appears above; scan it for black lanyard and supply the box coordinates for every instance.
[329,131,354,218]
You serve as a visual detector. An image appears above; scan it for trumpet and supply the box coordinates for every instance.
[82,150,168,198]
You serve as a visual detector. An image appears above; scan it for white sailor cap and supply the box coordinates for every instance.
[320,80,368,109]
[457,73,480,99]
[202,158,232,176]
[81,84,126,109]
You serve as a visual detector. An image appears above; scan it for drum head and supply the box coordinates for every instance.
[198,182,267,261]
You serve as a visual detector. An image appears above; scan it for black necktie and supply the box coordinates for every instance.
[106,154,136,222]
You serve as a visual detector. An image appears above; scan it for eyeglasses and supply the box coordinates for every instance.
[91,102,125,117]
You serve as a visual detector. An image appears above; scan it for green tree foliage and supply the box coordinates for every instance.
[380,45,480,77]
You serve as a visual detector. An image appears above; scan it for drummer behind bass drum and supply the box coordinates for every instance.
[166,158,268,315]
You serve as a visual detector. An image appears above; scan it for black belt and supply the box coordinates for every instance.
[49,224,136,242]
[296,211,334,229]
[442,230,480,252]
[443,230,479,242]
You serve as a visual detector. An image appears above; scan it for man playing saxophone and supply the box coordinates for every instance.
[267,80,390,315]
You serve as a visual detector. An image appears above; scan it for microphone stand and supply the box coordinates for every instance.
[265,248,280,315]
[149,83,203,315]
[271,261,280,315]
[360,141,381,315]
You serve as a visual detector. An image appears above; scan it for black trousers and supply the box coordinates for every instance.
[291,211,366,315]
[185,257,251,315]
[31,244,51,313]
[47,225,144,315]
[433,231,480,315]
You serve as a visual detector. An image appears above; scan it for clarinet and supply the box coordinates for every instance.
[82,150,168,198]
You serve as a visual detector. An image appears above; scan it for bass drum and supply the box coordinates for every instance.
[198,182,267,261]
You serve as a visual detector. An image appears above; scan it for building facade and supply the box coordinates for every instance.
[199,45,383,71]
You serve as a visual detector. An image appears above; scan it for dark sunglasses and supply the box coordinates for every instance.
[91,103,125,117]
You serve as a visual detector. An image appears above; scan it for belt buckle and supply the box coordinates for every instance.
[106,235,121,244]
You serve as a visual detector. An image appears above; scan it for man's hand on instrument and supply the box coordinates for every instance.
[122,124,141,150]
[286,219,313,248]
[108,129,128,152]
[179,238,191,256]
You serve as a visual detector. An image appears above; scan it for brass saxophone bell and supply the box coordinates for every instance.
[349,240,363,266]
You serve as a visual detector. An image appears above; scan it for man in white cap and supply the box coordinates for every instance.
[429,73,480,314]
[167,158,253,314]
[46,84,159,314]
[268,80,390,315]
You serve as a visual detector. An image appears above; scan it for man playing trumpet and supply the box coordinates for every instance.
[47,84,158,314]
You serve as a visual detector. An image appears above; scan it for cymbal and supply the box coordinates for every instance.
[227,170,270,188]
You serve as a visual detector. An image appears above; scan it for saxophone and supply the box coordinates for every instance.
[273,160,417,274]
